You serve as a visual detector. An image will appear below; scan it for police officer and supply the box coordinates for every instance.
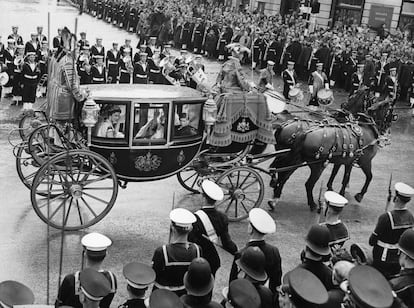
[151,208,202,297]
[78,268,112,308]
[181,258,221,308]
[390,229,414,307]
[57,232,117,308]
[189,179,237,276]
[282,60,297,99]
[0,281,34,307]
[320,191,350,250]
[342,265,394,308]
[119,262,155,308]
[235,247,273,308]
[350,63,364,96]
[224,279,261,308]
[278,268,329,308]
[369,182,414,279]
[149,289,183,308]
[297,224,334,291]
[230,208,281,295]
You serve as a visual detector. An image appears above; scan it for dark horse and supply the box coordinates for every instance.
[270,112,379,210]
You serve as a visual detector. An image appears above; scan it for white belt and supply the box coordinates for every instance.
[39,61,46,64]
[377,240,398,262]
[154,282,185,291]
[93,77,104,81]
[24,74,37,79]
[150,69,160,73]
[135,74,147,78]
[14,69,21,73]
[108,61,118,65]
[120,69,129,73]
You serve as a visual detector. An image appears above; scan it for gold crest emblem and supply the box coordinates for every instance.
[134,152,162,172]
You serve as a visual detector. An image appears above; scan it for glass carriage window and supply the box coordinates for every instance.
[172,103,202,139]
[133,103,168,144]
[93,103,127,139]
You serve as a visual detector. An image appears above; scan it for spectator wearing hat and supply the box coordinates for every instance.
[230,208,281,296]
[319,191,350,251]
[77,268,112,308]
[57,232,117,308]
[308,62,329,106]
[21,51,40,111]
[258,60,276,93]
[149,289,184,308]
[133,52,149,84]
[188,180,237,276]
[390,229,414,307]
[234,247,273,308]
[369,182,414,279]
[78,32,90,51]
[297,224,334,291]
[349,63,364,96]
[91,38,105,64]
[342,265,394,308]
[343,49,358,92]
[91,55,106,84]
[180,258,221,307]
[24,33,39,56]
[151,208,202,297]
[223,279,261,308]
[106,42,120,83]
[278,268,328,308]
[0,281,34,307]
[383,66,398,101]
[281,60,297,99]
[119,262,155,308]
[8,26,23,46]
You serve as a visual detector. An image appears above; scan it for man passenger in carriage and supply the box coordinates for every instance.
[175,113,197,137]
[308,62,328,107]
[96,106,124,138]
[214,43,253,94]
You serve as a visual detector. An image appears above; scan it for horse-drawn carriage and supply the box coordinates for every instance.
[13,84,291,230]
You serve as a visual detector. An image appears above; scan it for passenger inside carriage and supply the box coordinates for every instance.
[95,105,125,138]
[134,108,166,140]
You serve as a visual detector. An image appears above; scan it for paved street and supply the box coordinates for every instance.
[0,0,414,305]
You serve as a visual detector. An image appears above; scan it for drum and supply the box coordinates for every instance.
[317,88,334,106]
[263,90,286,114]
[0,72,9,86]
[288,87,304,102]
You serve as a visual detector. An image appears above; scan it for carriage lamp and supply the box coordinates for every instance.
[203,95,217,144]
[81,97,100,146]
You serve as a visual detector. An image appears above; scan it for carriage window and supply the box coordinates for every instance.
[93,103,127,139]
[173,103,202,139]
[133,103,168,144]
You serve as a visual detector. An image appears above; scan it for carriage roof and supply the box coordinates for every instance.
[82,84,204,101]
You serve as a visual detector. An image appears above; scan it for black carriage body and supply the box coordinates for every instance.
[83,84,206,181]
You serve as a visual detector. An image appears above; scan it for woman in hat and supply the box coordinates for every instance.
[96,106,124,138]
[21,51,41,111]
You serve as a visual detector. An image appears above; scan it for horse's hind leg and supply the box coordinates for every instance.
[339,164,353,196]
[268,169,297,211]
[355,160,373,202]
[327,164,341,191]
[305,162,326,211]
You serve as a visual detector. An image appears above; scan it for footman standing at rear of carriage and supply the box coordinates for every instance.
[188,180,238,277]
[369,182,414,279]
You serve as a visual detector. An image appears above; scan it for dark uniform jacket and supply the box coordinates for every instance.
[24,41,39,55]
[390,268,414,308]
[363,59,376,87]
[383,75,398,99]
[118,298,146,308]
[180,294,222,308]
[192,23,204,53]
[133,61,149,84]
[188,206,237,276]
[255,284,274,308]
[281,69,297,99]
[79,67,92,85]
[91,45,105,63]
[230,240,282,294]
[350,72,363,96]
[57,270,117,308]
[106,49,120,81]
[265,40,277,63]
[118,58,131,84]
[152,242,202,296]
[297,259,334,291]
[91,65,106,83]
[8,34,23,45]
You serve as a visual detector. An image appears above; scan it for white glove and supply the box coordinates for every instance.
[309,85,313,93]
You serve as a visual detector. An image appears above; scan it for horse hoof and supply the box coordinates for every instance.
[309,203,317,212]
[354,193,363,203]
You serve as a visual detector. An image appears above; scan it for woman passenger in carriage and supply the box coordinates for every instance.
[214,43,253,94]
[96,107,125,138]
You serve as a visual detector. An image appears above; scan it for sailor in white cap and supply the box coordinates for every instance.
[91,55,106,84]
[56,232,117,308]
[369,182,414,279]
[188,180,238,276]
[282,60,298,99]
[229,208,281,297]
[7,26,23,46]
[308,61,329,106]
[91,38,105,64]
[133,52,148,84]
[119,262,155,308]
[24,33,39,55]
[151,208,201,297]
[319,191,350,250]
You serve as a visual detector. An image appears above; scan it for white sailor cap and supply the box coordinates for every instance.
[170,208,196,229]
[7,38,15,44]
[389,67,397,72]
[123,47,131,53]
[81,232,112,254]
[201,179,224,201]
[149,36,157,40]
[316,62,324,67]
[287,60,295,65]
[324,191,348,208]
[249,208,276,234]
[25,52,36,58]
[139,52,148,56]
[395,182,414,198]
[16,44,25,49]
[31,33,37,37]
[95,55,104,60]
[267,60,275,66]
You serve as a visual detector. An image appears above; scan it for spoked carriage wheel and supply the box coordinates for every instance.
[215,166,264,222]
[19,111,48,141]
[31,149,118,230]
[15,143,42,191]
[177,165,203,193]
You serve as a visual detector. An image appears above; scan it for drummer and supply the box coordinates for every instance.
[214,43,253,94]
[282,60,298,100]
[308,62,329,107]
[258,60,275,92]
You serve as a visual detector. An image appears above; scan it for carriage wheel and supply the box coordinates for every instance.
[19,111,48,141]
[31,150,118,230]
[16,144,41,191]
[215,166,264,222]
[177,165,203,193]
